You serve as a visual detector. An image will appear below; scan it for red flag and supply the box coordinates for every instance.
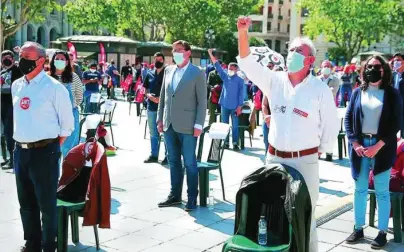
[66,41,77,61]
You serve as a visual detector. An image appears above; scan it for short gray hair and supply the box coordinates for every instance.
[289,37,316,56]
[21,41,46,58]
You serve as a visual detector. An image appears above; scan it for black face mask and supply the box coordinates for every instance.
[365,69,382,83]
[155,61,164,69]
[2,58,13,67]
[19,58,38,75]
[126,62,129,65]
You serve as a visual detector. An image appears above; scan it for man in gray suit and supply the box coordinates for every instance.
[157,40,207,211]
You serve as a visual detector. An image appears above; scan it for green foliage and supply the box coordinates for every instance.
[1,0,59,48]
[327,47,348,62]
[215,31,238,63]
[65,0,262,47]
[249,37,267,46]
[298,0,404,61]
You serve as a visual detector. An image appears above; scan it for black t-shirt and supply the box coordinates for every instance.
[1,64,23,104]
[143,67,165,111]
[121,65,133,79]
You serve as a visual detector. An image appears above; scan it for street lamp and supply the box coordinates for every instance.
[205,29,215,48]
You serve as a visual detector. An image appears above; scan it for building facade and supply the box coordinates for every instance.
[4,0,74,49]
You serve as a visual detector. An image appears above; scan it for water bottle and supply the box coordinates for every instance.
[258,216,267,246]
[208,188,214,210]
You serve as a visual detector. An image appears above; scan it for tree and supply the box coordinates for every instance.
[249,37,267,47]
[298,0,404,61]
[65,0,262,46]
[1,0,59,50]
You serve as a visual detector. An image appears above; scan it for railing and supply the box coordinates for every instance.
[278,15,283,20]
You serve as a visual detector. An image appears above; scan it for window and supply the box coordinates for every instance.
[51,8,56,15]
[278,23,281,32]
[267,22,272,32]
[278,8,281,15]
[287,24,290,33]
[288,9,291,17]
[301,8,309,17]
[275,40,281,52]
[251,21,263,32]
[265,40,272,49]
[268,6,272,15]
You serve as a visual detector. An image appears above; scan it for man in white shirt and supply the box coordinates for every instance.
[157,40,207,211]
[237,17,339,252]
[12,42,74,252]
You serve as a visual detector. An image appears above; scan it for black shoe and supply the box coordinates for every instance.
[161,157,168,165]
[1,159,9,166]
[1,163,13,170]
[20,241,41,252]
[371,231,387,249]
[233,144,240,151]
[144,156,158,163]
[158,196,182,207]
[185,198,197,211]
[346,228,364,244]
[325,153,333,162]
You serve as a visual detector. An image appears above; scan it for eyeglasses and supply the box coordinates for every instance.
[366,64,382,71]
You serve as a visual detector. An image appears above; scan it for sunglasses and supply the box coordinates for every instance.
[366,64,382,70]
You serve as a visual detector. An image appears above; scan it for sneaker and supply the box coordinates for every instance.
[1,163,13,170]
[161,157,168,165]
[346,228,364,244]
[185,198,197,211]
[371,231,387,249]
[325,153,333,162]
[144,156,158,163]
[233,144,240,151]
[1,159,9,166]
[158,195,182,208]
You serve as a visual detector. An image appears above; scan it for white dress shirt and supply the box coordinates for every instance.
[238,53,339,153]
[172,61,190,91]
[12,71,74,143]
[171,61,202,130]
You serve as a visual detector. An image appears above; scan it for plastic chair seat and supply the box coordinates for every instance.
[223,234,290,252]
[198,161,219,171]
[368,190,404,243]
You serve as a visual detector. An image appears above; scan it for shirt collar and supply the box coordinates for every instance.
[175,61,190,73]
[24,70,46,85]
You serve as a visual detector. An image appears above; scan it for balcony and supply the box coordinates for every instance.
[278,15,283,20]
[268,0,274,3]
[279,0,284,4]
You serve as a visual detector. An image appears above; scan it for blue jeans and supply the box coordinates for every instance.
[221,106,239,145]
[164,126,198,200]
[14,141,60,252]
[354,137,391,231]
[147,110,166,158]
[262,123,269,154]
[61,108,80,158]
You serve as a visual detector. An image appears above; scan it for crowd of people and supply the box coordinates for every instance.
[0,15,404,252]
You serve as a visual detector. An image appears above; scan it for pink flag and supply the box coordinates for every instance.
[66,41,77,61]
[99,43,106,71]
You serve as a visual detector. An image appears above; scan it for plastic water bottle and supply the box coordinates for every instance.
[258,216,267,246]
[208,188,214,210]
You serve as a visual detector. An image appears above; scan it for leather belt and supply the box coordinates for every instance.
[362,133,378,139]
[16,138,59,149]
[268,144,318,159]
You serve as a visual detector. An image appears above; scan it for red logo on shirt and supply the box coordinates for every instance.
[293,108,308,118]
[20,97,31,110]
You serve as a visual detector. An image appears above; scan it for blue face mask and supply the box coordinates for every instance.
[173,52,185,65]
[286,51,306,73]
[54,60,67,70]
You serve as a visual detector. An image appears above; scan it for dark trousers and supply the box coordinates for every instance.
[1,102,14,162]
[164,126,198,200]
[14,141,60,252]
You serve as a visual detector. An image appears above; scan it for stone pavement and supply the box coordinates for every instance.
[0,94,403,251]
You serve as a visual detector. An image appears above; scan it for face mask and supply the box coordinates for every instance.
[126,62,129,65]
[321,67,331,75]
[19,58,38,75]
[365,69,382,83]
[228,70,235,76]
[155,61,164,69]
[286,51,306,73]
[173,52,185,65]
[2,58,12,67]
[394,61,402,71]
[54,60,66,70]
[90,69,96,73]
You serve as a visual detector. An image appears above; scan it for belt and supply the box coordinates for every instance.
[16,138,59,149]
[362,133,378,139]
[268,144,318,159]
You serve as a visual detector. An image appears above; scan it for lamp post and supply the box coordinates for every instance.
[205,28,215,48]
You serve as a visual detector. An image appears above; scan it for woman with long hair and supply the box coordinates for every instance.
[345,55,403,249]
[49,50,83,158]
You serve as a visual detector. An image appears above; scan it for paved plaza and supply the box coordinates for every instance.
[1,94,403,251]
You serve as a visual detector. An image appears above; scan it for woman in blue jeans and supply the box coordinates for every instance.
[345,55,402,249]
[49,50,83,158]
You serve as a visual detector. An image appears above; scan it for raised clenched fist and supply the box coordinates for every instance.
[237,16,251,31]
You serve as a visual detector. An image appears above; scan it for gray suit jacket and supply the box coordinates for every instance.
[157,63,207,135]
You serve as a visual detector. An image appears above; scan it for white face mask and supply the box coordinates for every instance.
[90,69,96,73]
[321,67,331,75]
[394,61,402,71]
[228,70,235,76]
